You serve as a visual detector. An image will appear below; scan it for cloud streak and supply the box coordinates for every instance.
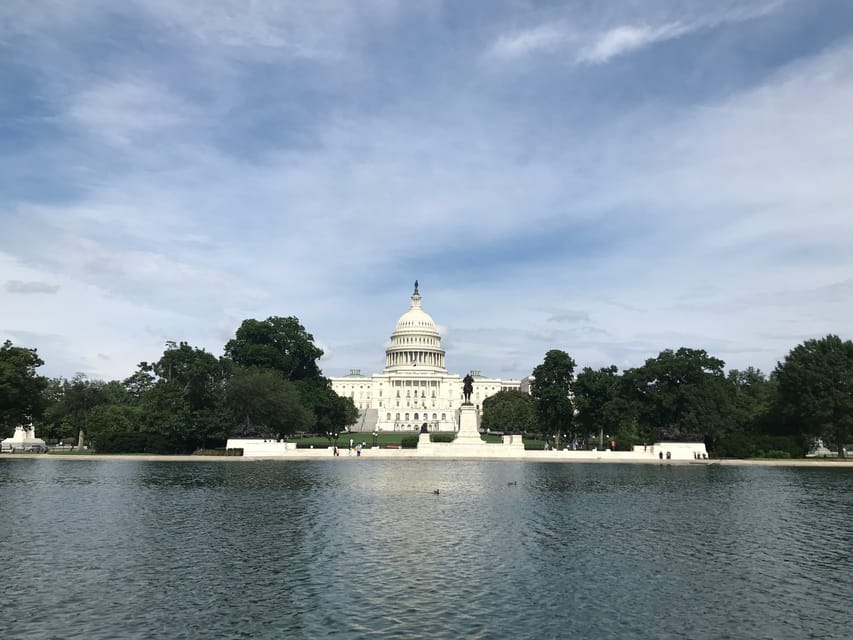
[578,22,689,64]
[5,280,60,294]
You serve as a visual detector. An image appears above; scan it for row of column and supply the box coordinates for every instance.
[387,350,444,368]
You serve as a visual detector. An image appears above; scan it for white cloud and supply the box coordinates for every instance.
[487,1,787,65]
[578,22,689,64]
[487,24,572,59]
[68,80,200,148]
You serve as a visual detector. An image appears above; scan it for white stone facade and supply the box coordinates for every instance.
[330,283,522,432]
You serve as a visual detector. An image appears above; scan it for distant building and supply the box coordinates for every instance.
[329,282,523,432]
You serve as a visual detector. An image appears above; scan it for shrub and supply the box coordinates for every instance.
[430,434,454,443]
[195,448,243,456]
[93,432,188,454]
[760,449,792,459]
[401,436,419,449]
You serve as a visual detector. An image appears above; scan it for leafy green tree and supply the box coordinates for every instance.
[123,364,156,401]
[531,349,576,449]
[774,335,853,458]
[623,348,736,448]
[140,342,230,450]
[481,390,536,433]
[225,367,313,438]
[39,377,75,442]
[0,340,48,435]
[296,378,358,435]
[51,374,108,448]
[87,404,136,442]
[574,366,638,449]
[225,317,323,381]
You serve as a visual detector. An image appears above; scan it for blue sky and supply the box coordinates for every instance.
[1,0,852,382]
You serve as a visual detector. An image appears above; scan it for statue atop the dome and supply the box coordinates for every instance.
[462,373,474,404]
[414,279,419,294]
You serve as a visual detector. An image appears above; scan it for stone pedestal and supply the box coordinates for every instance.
[454,404,483,445]
[1,424,47,452]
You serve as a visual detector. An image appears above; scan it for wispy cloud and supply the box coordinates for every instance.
[68,80,200,148]
[5,280,60,294]
[488,1,788,65]
[578,22,690,64]
[487,24,572,59]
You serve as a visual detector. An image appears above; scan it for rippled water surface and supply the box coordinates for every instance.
[2,459,852,639]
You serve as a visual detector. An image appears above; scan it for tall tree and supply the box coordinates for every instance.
[727,367,777,433]
[774,335,853,458]
[58,374,107,448]
[531,349,576,449]
[224,317,323,381]
[141,342,230,450]
[296,378,358,435]
[40,377,74,442]
[623,347,735,447]
[481,390,536,433]
[0,340,48,435]
[574,366,638,449]
[225,368,313,438]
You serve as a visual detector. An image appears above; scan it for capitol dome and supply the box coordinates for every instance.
[385,281,446,372]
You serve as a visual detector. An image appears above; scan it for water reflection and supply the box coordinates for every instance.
[1,460,851,639]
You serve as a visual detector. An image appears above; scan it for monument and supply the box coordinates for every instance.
[454,373,484,445]
[1,423,48,453]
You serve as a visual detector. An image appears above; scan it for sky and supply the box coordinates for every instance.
[1,0,852,383]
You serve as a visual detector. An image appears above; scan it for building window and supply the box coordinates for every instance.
[432,413,437,420]
[405,413,409,420]
[441,413,446,420]
[414,413,419,420]
[386,413,391,420]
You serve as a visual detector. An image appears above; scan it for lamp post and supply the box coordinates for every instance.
[372,431,378,448]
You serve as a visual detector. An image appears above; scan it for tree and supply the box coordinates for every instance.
[224,317,324,381]
[574,366,638,449]
[0,340,48,435]
[225,368,313,439]
[56,374,108,448]
[774,335,853,458]
[140,342,231,450]
[123,365,156,401]
[481,390,536,433]
[727,367,775,428]
[296,378,358,435]
[623,347,735,447]
[531,350,576,449]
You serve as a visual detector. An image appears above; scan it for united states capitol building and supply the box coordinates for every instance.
[330,282,527,433]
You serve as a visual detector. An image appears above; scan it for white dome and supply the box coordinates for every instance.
[384,282,446,372]
[394,306,439,335]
